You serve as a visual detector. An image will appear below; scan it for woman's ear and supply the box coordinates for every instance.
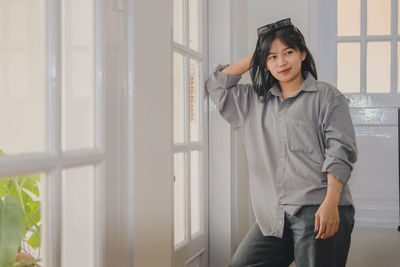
[301,51,306,61]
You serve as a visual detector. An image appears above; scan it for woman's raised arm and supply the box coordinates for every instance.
[205,53,255,130]
[221,53,254,75]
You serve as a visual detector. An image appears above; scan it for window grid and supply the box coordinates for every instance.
[336,0,399,94]
[0,0,106,265]
[172,0,204,249]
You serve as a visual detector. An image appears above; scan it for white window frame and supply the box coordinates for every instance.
[173,0,209,266]
[310,0,400,229]
[309,0,400,107]
[0,0,118,265]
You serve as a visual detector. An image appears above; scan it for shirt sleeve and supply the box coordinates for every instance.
[320,95,358,186]
[205,64,253,130]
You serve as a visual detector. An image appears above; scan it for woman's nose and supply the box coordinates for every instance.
[278,57,287,66]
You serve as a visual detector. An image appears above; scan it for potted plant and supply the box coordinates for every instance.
[0,150,41,267]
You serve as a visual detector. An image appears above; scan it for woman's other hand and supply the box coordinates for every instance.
[314,199,340,239]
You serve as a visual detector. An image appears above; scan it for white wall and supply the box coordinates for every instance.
[132,0,174,267]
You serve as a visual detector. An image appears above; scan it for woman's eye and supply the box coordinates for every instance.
[286,51,293,55]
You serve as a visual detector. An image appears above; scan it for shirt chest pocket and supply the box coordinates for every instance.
[286,119,318,154]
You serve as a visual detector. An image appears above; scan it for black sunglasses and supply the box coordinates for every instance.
[257,18,293,37]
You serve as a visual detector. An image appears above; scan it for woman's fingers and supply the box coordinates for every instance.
[314,213,320,234]
[316,223,326,239]
[315,214,326,239]
[322,223,333,239]
[320,221,339,239]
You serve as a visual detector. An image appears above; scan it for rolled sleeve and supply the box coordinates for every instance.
[320,95,358,186]
[205,64,253,130]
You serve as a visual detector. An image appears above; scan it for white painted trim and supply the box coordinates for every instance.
[184,248,206,266]
[173,0,209,266]
[391,0,398,94]
[95,162,106,267]
[96,0,106,151]
[174,42,204,60]
[0,149,106,177]
[203,0,210,265]
[361,0,367,93]
[208,0,234,266]
[126,0,135,265]
[62,149,105,168]
[46,168,62,267]
[230,0,239,254]
[173,143,205,152]
[95,0,106,263]
[336,35,400,41]
[0,154,57,177]
[46,0,62,264]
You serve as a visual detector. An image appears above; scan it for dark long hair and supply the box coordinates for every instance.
[250,24,317,103]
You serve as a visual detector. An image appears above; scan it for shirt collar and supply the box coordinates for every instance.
[267,71,318,99]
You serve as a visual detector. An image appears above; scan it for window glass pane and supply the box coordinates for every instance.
[0,168,45,267]
[62,166,96,267]
[174,52,185,143]
[174,153,186,245]
[188,0,200,51]
[367,0,391,35]
[189,59,200,142]
[398,0,400,35]
[337,42,360,93]
[173,0,183,44]
[367,42,391,93]
[337,0,360,36]
[0,0,46,154]
[398,42,400,92]
[190,150,201,236]
[62,0,96,150]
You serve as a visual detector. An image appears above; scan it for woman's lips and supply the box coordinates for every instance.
[279,68,291,74]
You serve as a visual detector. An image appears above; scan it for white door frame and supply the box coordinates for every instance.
[207,0,237,266]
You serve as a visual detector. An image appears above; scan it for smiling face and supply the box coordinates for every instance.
[265,38,306,85]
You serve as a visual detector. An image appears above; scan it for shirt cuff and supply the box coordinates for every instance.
[322,160,351,186]
[211,64,242,89]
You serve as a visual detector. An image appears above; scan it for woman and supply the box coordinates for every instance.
[205,18,358,267]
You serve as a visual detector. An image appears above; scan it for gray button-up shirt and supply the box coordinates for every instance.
[205,64,358,239]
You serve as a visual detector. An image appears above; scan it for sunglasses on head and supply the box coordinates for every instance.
[257,18,294,37]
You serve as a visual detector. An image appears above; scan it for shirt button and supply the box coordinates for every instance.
[279,199,282,203]
[280,138,284,142]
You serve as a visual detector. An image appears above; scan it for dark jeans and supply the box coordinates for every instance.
[229,205,355,267]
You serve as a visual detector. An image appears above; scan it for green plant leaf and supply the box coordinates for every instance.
[20,175,40,198]
[1,178,18,202]
[0,179,9,199]
[25,201,40,230]
[27,228,41,249]
[0,196,25,267]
